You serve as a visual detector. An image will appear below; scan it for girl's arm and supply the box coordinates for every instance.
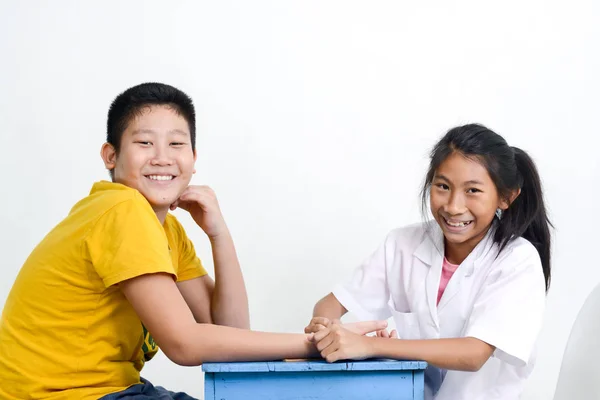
[313,293,348,319]
[305,293,349,333]
[370,337,495,372]
[313,324,495,372]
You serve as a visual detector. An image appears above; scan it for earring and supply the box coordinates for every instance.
[495,208,503,220]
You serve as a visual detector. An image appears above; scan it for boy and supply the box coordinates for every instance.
[0,83,384,399]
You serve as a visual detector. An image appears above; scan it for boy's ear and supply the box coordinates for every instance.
[499,188,521,210]
[193,149,197,174]
[101,143,117,171]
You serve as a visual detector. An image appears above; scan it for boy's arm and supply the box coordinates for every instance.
[176,276,215,324]
[207,229,249,328]
[176,230,249,328]
[173,186,250,329]
[121,272,311,365]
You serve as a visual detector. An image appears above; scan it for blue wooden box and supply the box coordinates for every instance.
[202,359,427,400]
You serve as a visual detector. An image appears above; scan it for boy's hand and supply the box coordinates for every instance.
[311,322,380,363]
[304,317,333,334]
[305,317,388,335]
[170,186,228,239]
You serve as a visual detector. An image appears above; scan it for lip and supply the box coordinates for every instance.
[441,216,474,233]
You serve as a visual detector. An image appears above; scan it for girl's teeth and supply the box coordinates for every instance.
[446,219,470,227]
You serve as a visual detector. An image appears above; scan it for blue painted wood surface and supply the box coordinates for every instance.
[203,360,427,400]
[202,359,427,372]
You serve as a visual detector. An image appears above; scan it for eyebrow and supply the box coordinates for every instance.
[131,129,189,136]
[434,174,485,186]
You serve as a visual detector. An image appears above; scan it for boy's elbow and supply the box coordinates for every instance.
[160,336,204,366]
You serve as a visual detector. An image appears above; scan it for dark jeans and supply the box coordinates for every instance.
[99,378,198,400]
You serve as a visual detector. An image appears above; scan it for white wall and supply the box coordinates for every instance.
[1,1,598,398]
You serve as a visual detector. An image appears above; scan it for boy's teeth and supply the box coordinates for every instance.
[148,175,173,181]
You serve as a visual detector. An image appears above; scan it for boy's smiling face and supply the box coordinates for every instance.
[101,105,196,218]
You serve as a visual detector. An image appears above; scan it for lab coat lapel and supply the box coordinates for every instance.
[414,223,444,330]
[437,227,495,312]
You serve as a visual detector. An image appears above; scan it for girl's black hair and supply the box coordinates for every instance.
[420,124,552,291]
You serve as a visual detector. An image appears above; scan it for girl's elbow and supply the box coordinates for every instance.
[465,359,484,372]
[466,352,492,372]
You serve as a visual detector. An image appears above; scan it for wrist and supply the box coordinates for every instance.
[305,335,321,358]
[208,226,231,243]
[366,336,383,359]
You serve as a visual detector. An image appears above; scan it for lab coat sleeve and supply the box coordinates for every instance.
[332,234,394,321]
[464,244,546,367]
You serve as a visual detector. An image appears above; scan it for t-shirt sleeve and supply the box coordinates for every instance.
[464,246,546,366]
[169,217,207,282]
[85,197,176,287]
[332,234,393,321]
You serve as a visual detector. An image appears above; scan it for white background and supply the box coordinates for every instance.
[1,1,599,398]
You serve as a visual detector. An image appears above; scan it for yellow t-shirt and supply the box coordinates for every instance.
[0,181,207,400]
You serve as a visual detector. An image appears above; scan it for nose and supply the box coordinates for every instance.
[444,191,467,215]
[150,145,173,166]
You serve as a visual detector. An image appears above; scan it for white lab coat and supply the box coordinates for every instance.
[333,221,546,400]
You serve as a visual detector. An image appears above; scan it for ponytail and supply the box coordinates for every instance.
[494,147,552,291]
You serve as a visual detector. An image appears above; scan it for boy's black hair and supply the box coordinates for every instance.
[421,124,553,291]
[106,82,196,155]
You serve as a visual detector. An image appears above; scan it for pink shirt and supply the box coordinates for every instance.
[437,257,460,305]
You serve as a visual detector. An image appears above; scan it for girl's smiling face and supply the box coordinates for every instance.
[430,151,509,263]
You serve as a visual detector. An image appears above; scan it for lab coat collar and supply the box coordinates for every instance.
[413,220,497,276]
[416,220,498,328]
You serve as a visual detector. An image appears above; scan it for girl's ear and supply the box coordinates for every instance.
[100,142,117,170]
[499,188,521,210]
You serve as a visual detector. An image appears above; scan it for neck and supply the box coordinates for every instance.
[444,227,490,265]
[153,206,169,225]
[444,242,475,265]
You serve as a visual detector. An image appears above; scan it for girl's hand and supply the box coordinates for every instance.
[170,186,228,239]
[376,329,398,339]
[311,322,382,363]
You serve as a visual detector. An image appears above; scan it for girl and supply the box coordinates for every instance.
[306,124,551,400]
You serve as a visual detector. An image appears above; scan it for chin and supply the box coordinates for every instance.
[443,236,473,245]
[142,195,176,209]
